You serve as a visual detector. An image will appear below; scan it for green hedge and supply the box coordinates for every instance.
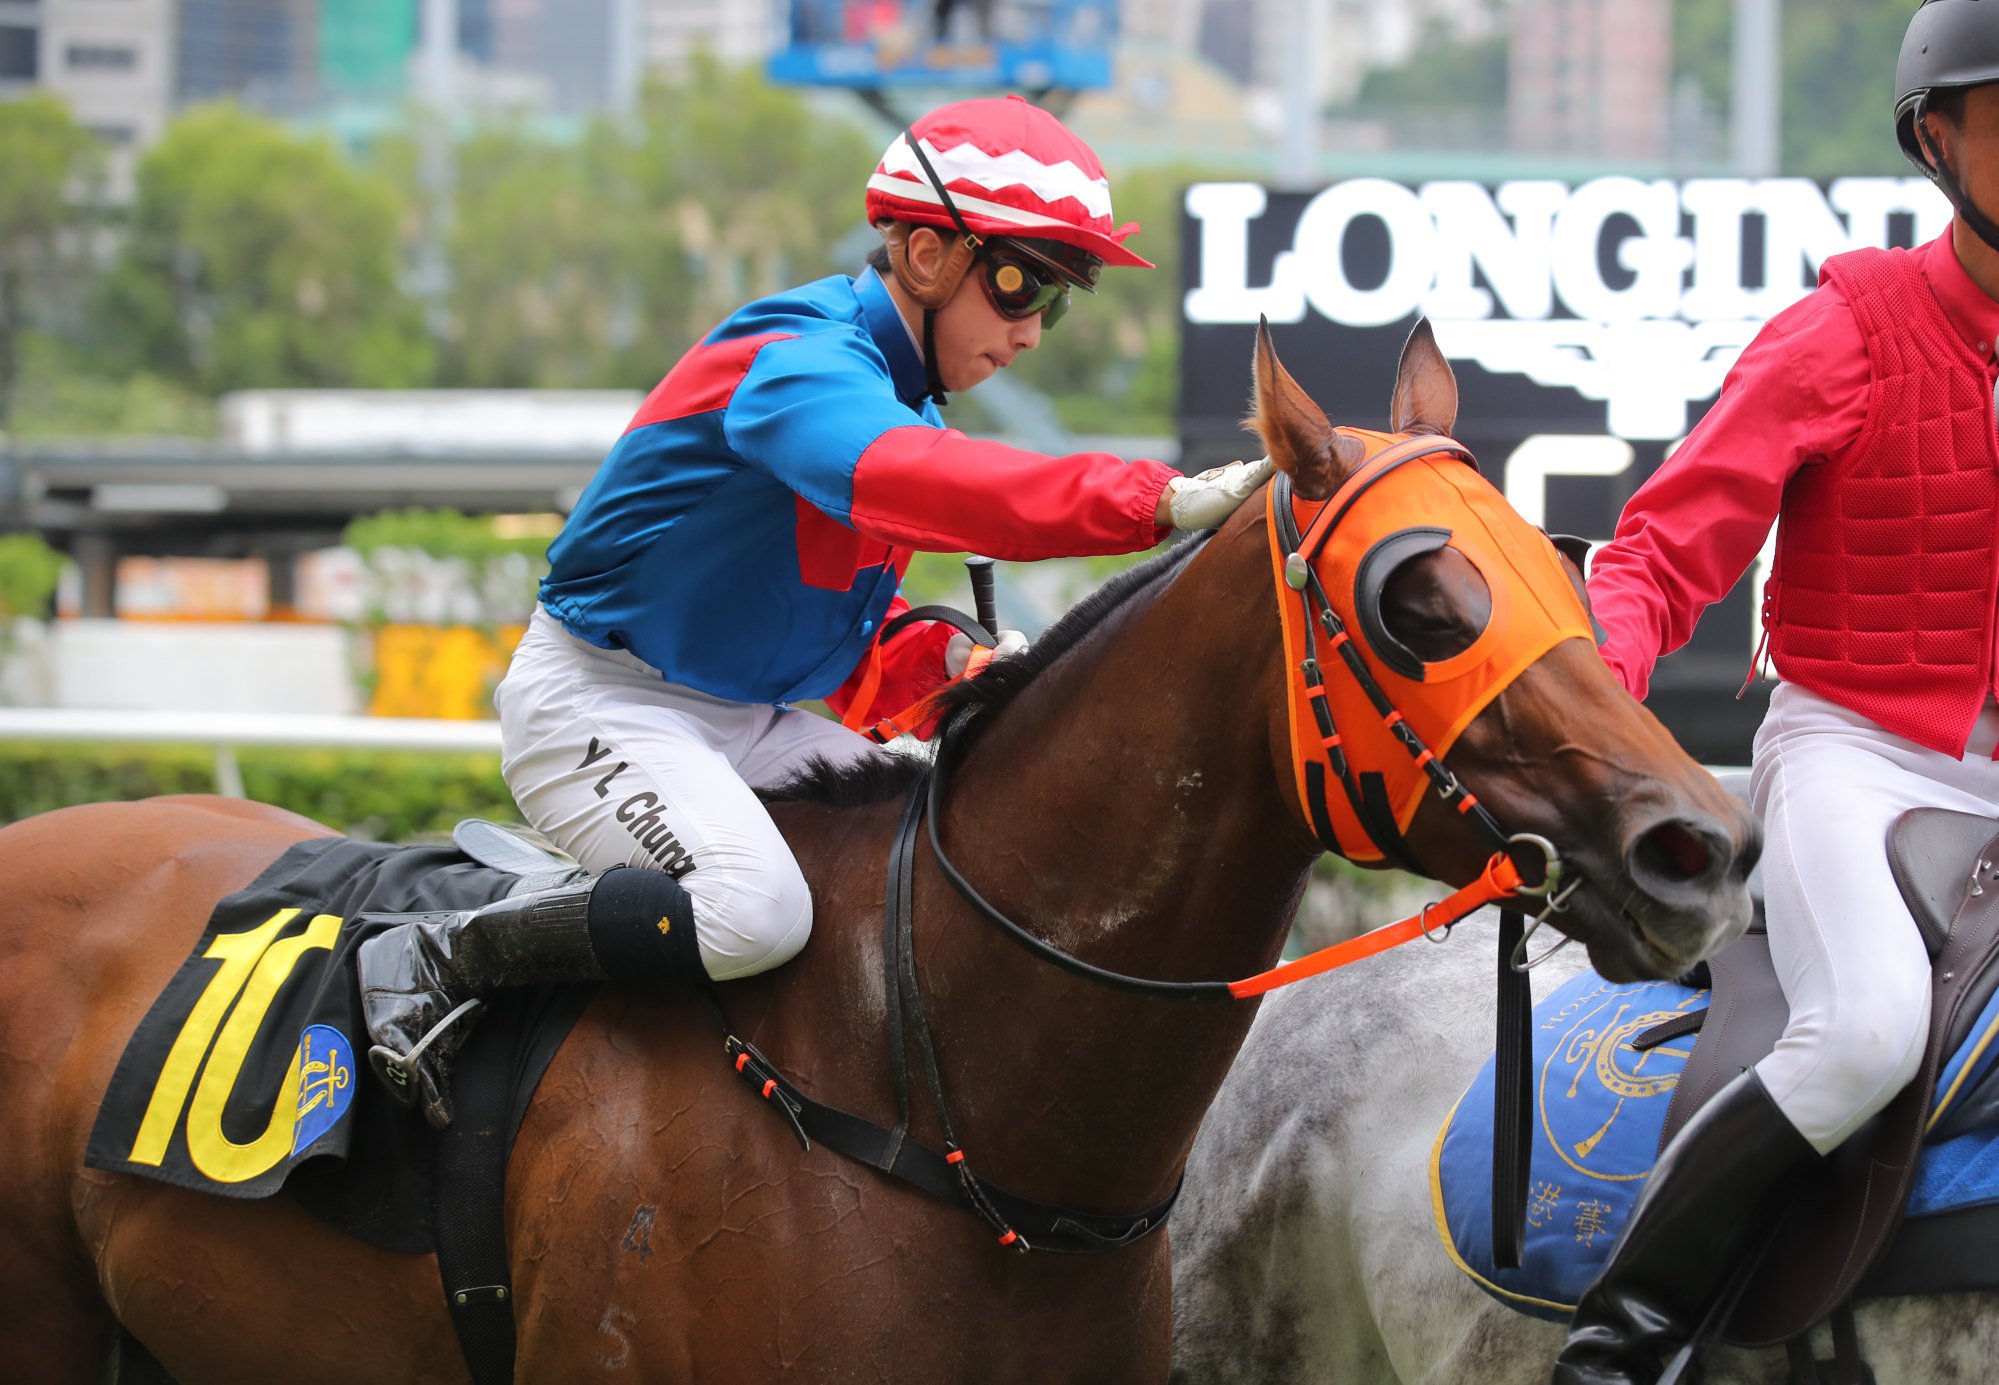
[0,742,517,841]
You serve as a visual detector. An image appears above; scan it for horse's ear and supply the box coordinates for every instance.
[1389,317,1459,437]
[1249,318,1364,500]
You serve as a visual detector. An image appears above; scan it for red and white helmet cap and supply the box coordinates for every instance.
[865,94,1152,269]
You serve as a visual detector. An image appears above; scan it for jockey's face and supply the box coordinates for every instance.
[1924,83,1999,223]
[898,226,1045,393]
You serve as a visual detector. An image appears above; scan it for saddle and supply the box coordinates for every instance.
[95,821,589,1385]
[1658,773,1999,1348]
[86,821,586,1245]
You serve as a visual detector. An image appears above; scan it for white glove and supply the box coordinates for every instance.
[1161,457,1274,531]
[945,628,1029,678]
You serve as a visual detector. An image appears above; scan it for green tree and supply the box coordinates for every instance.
[618,58,880,373]
[96,103,433,393]
[0,532,64,619]
[1674,0,1916,178]
[1340,17,1509,117]
[424,60,878,390]
[0,94,99,429]
[429,118,642,387]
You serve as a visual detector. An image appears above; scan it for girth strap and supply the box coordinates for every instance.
[713,767,1179,1255]
[434,1009,521,1385]
[722,1033,1178,1254]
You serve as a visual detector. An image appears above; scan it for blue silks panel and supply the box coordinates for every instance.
[1431,967,1999,1319]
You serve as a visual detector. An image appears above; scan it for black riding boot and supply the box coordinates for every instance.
[358,865,702,1129]
[1551,1069,1819,1385]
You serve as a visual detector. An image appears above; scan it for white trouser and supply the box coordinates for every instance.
[495,608,879,981]
[1749,683,1999,1153]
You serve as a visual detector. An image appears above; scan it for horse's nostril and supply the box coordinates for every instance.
[1635,820,1713,882]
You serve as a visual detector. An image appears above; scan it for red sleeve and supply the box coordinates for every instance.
[822,591,957,727]
[1585,289,1871,701]
[848,426,1176,559]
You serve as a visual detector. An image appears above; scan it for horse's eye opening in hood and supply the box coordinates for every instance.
[1356,527,1492,676]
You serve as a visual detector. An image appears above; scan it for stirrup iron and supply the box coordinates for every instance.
[368,996,486,1103]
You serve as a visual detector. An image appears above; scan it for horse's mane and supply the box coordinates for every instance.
[761,535,1209,808]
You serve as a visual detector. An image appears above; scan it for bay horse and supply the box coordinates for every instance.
[1168,936,1999,1384]
[0,325,1755,1382]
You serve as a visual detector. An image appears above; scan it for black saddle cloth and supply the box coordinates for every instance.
[85,836,589,1255]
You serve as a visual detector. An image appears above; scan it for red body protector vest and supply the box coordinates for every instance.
[1767,246,1999,757]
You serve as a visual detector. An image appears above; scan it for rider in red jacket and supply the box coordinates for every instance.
[1557,5,1999,1380]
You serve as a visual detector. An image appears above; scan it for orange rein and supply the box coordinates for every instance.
[1224,850,1525,998]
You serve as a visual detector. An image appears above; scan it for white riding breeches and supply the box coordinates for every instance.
[1749,683,1999,1153]
[495,608,880,981]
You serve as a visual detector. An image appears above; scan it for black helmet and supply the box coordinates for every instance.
[1896,0,1999,253]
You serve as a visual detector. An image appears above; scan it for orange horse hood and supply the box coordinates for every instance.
[1269,430,1596,865]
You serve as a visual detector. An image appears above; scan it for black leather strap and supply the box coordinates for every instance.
[926,717,1237,1002]
[723,1034,1177,1254]
[1491,908,1532,1269]
[879,603,996,649]
[714,774,1180,1254]
[1630,1008,1708,1052]
[435,1014,518,1385]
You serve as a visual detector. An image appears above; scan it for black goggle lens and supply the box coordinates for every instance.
[982,248,1071,326]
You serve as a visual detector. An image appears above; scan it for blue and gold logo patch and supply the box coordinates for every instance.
[1537,980,1703,1184]
[292,1023,356,1156]
[1431,969,1705,1318]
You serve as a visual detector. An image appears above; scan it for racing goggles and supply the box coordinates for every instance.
[979,238,1100,327]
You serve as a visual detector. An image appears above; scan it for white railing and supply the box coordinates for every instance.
[0,708,501,797]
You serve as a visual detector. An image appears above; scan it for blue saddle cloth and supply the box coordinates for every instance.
[1430,966,1999,1321]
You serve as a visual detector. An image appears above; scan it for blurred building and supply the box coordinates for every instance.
[1066,40,1260,168]
[1123,0,1495,108]
[176,0,314,108]
[318,0,415,98]
[642,0,772,73]
[492,0,621,113]
[1508,0,1672,161]
[0,0,177,191]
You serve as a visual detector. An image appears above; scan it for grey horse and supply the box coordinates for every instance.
[1168,920,1999,1384]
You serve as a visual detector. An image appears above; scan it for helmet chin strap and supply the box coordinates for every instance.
[1916,96,1999,258]
[922,309,948,407]
[897,126,989,408]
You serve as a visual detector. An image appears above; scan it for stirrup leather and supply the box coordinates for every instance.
[368,996,486,1104]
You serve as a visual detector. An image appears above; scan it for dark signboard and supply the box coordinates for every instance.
[770,0,1115,91]
[1177,177,1947,763]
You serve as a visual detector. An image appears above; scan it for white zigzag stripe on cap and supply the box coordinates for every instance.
[877,134,1113,221]
[865,174,1078,232]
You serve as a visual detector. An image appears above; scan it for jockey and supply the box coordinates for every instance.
[355,94,1272,1129]
[1555,4,1999,1380]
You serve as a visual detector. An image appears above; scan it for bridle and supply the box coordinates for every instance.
[725,435,1596,1259]
[934,430,1599,999]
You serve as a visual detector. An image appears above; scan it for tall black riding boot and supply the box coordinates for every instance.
[357,866,702,1129]
[1551,1069,1819,1385]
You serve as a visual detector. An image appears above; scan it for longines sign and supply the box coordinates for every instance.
[1176,177,1951,760]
